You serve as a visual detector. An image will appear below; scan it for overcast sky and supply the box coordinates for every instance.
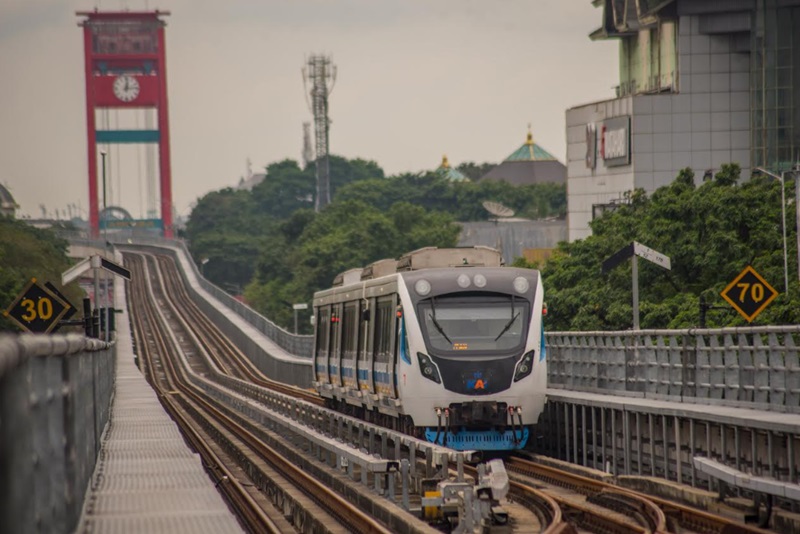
[0,1,618,220]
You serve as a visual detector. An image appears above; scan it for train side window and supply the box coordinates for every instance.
[342,301,357,358]
[373,297,393,364]
[315,306,330,357]
[331,303,343,357]
[360,298,375,362]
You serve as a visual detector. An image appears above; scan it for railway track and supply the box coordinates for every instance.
[153,254,323,405]
[122,248,780,534]
[507,455,773,534]
[126,253,396,533]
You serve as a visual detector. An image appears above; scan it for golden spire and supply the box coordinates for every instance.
[526,123,534,145]
[441,154,450,168]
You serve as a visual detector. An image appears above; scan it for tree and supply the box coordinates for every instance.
[541,165,799,330]
[185,188,264,290]
[243,199,460,333]
[0,218,85,332]
[456,161,496,181]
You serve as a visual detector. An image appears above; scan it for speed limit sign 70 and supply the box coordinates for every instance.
[720,266,778,323]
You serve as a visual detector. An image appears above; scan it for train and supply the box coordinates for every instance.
[311,246,547,452]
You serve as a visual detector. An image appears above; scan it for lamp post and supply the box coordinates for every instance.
[100,150,110,341]
[292,303,308,334]
[754,166,789,294]
[200,257,209,277]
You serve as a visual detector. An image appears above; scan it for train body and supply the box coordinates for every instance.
[311,246,547,452]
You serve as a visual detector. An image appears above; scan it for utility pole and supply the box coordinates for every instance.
[302,55,336,212]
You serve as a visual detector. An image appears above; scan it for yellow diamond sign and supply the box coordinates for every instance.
[720,266,778,323]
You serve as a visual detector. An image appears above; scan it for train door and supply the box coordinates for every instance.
[329,302,343,387]
[373,295,398,399]
[357,297,375,395]
[340,301,358,391]
[314,305,331,384]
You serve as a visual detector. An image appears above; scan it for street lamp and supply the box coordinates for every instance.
[100,151,108,236]
[100,150,110,342]
[292,303,308,334]
[200,257,209,277]
[754,166,789,294]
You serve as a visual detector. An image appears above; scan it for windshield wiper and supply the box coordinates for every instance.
[429,297,452,344]
[495,296,518,341]
[494,312,520,341]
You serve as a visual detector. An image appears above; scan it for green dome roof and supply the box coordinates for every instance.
[505,130,557,161]
[436,155,470,182]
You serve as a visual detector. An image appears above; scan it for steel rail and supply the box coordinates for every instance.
[152,253,323,405]
[128,253,394,534]
[509,455,773,534]
[506,457,665,533]
[127,254,281,532]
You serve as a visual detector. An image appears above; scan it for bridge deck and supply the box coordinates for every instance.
[75,277,242,534]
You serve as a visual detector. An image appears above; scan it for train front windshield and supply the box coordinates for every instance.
[417,294,530,355]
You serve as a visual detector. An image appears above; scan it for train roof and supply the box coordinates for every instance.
[330,246,503,287]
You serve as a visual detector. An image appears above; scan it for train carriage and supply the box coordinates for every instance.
[312,246,547,451]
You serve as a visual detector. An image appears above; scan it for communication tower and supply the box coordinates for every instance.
[302,55,336,211]
[302,122,314,169]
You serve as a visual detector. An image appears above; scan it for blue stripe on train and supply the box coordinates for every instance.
[424,427,530,451]
[540,323,547,361]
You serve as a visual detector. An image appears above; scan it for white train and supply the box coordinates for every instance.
[312,246,547,451]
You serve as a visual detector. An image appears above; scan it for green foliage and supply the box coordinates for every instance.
[0,218,85,332]
[185,188,263,291]
[335,172,566,221]
[542,164,800,330]
[185,146,573,333]
[245,200,460,333]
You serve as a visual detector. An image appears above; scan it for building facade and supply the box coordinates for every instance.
[567,0,800,241]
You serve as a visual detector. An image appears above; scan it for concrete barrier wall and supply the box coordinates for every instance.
[0,334,114,534]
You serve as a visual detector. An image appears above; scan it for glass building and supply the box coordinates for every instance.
[566,0,800,241]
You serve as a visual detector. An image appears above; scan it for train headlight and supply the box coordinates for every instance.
[473,274,487,288]
[415,279,431,296]
[513,276,529,294]
[457,273,471,288]
[513,350,535,382]
[417,352,441,384]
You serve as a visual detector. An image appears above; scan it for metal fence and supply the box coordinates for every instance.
[0,333,115,534]
[546,326,800,413]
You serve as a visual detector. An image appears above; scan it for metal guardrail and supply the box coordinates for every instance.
[0,333,115,534]
[546,326,800,414]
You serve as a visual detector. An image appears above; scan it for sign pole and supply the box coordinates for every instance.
[603,241,670,331]
[796,169,800,284]
[632,255,639,330]
[94,267,100,333]
[105,270,110,342]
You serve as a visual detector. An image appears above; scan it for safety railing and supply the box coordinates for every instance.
[0,333,115,534]
[546,326,800,414]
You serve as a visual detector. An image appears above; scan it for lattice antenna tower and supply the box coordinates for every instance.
[302,55,336,211]
[302,122,314,169]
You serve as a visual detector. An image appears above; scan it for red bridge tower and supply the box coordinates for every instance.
[77,10,174,238]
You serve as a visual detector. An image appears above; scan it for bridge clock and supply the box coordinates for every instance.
[113,75,140,102]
